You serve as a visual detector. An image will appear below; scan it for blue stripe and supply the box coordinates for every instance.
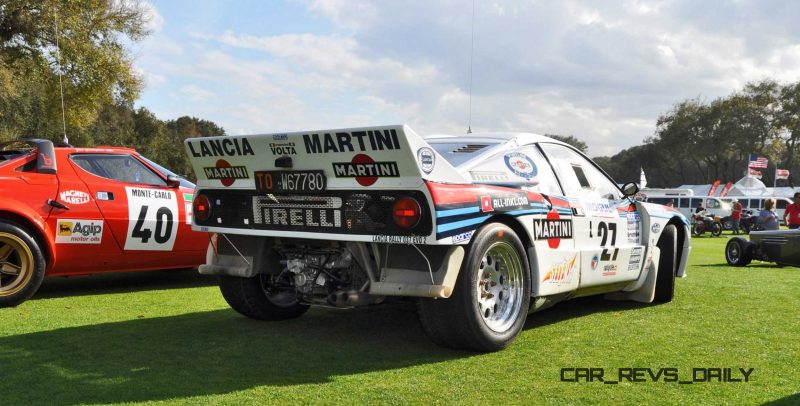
[437,215,492,232]
[436,206,481,218]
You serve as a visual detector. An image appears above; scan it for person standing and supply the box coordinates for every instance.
[731,198,743,234]
[757,198,780,231]
[784,192,800,229]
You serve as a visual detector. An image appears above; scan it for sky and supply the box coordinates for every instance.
[132,0,800,156]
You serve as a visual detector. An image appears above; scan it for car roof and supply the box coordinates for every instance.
[422,132,570,148]
[56,146,138,154]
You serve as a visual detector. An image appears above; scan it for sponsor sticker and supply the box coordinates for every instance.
[585,199,616,218]
[651,223,662,233]
[269,141,297,155]
[203,159,249,187]
[591,254,599,270]
[55,219,103,244]
[124,187,179,251]
[481,195,494,212]
[332,154,399,186]
[188,137,254,157]
[470,171,509,182]
[452,230,474,244]
[504,153,537,180]
[273,134,288,140]
[59,190,90,205]
[602,264,618,276]
[252,196,342,229]
[417,147,435,174]
[303,129,401,154]
[96,191,112,201]
[533,211,573,249]
[371,235,427,244]
[183,193,193,202]
[542,255,577,284]
[628,246,644,271]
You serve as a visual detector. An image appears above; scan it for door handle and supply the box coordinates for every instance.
[47,199,69,210]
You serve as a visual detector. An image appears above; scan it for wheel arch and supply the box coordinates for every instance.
[0,209,55,269]
[667,216,689,277]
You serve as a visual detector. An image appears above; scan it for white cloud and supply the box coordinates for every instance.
[134,0,800,157]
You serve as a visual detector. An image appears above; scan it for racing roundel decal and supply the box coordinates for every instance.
[504,153,537,179]
[417,147,435,174]
[591,254,599,270]
[532,209,573,249]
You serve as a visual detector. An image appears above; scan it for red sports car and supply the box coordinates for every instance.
[0,139,207,307]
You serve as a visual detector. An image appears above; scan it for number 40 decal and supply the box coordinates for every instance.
[591,221,619,261]
[125,187,178,251]
[132,205,174,243]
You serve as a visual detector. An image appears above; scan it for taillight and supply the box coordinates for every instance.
[194,194,211,222]
[393,197,421,229]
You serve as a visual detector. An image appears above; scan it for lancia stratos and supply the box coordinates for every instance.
[0,140,207,307]
[185,125,691,351]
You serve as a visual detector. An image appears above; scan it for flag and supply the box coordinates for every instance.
[776,169,790,180]
[639,168,647,189]
[708,180,720,196]
[719,181,734,197]
[748,153,768,169]
[748,168,762,179]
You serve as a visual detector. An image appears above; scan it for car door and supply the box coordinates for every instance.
[69,153,182,270]
[538,143,644,288]
[469,145,580,296]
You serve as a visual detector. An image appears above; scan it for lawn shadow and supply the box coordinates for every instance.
[0,304,470,405]
[33,268,218,300]
[524,295,647,330]
[762,393,800,405]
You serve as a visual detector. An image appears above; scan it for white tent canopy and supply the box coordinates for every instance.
[677,176,800,198]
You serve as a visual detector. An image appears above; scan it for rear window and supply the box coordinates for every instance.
[429,142,499,167]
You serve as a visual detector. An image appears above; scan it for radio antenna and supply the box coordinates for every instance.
[467,0,475,134]
[53,7,68,145]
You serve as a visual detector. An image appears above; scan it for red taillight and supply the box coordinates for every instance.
[194,194,211,222]
[393,197,421,229]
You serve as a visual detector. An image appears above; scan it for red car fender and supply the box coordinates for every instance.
[0,195,58,270]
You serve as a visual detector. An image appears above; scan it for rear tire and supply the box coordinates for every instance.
[417,223,530,352]
[219,274,309,320]
[725,237,753,267]
[654,224,677,303]
[0,221,46,307]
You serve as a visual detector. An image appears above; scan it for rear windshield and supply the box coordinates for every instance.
[429,141,500,167]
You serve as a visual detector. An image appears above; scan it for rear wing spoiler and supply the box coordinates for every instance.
[0,139,57,174]
[184,125,467,190]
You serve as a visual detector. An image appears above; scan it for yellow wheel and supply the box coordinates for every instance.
[0,222,46,307]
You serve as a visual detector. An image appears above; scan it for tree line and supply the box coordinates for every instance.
[0,1,223,180]
[594,80,800,188]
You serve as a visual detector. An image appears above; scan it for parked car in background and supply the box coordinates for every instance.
[0,140,207,307]
[184,125,691,351]
[726,230,800,267]
[719,197,792,228]
[645,195,732,222]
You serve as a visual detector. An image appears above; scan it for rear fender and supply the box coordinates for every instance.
[0,197,57,270]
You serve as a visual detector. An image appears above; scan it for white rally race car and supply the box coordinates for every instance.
[185,125,690,351]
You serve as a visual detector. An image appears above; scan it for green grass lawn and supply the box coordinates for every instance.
[1,236,798,405]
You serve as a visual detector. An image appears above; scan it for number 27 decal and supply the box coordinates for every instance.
[592,221,619,261]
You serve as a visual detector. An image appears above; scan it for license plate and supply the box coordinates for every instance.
[255,170,327,194]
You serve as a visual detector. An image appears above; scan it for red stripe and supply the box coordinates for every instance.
[426,181,545,205]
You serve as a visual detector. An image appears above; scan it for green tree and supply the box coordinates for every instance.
[0,0,149,141]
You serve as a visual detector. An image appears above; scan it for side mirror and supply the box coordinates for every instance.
[167,174,181,188]
[621,181,639,197]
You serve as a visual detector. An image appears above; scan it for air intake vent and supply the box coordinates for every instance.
[451,144,489,153]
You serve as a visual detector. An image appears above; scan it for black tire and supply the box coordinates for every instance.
[417,223,531,352]
[0,221,46,307]
[692,223,704,237]
[725,237,753,267]
[711,222,723,237]
[219,274,309,320]
[722,218,733,231]
[654,224,677,303]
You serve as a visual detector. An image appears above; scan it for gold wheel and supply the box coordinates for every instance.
[0,232,35,297]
